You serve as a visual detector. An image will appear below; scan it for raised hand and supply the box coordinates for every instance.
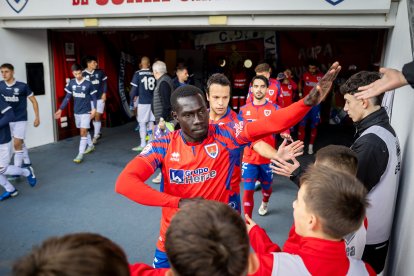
[270,155,300,177]
[276,139,304,161]
[304,61,341,106]
[355,67,408,99]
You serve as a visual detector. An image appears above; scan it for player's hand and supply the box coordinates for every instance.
[275,139,303,161]
[355,67,408,99]
[280,132,292,141]
[304,61,341,106]
[33,117,40,127]
[54,110,62,119]
[270,156,300,177]
[245,214,257,233]
[101,93,107,103]
[90,109,96,119]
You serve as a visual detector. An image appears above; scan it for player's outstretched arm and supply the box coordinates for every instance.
[303,61,341,106]
[253,139,303,161]
[115,157,181,208]
[355,67,409,99]
[246,214,281,254]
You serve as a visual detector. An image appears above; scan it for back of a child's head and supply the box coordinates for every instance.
[12,233,129,276]
[300,165,368,239]
[315,145,358,176]
[165,200,249,276]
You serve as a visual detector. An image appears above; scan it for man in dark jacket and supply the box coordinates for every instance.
[340,71,401,274]
[152,61,174,123]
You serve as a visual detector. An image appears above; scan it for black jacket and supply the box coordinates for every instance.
[402,61,414,88]
[152,74,174,123]
[351,107,395,192]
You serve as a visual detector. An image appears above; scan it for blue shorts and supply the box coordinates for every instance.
[242,163,273,191]
[153,248,170,268]
[299,104,320,128]
[228,193,241,213]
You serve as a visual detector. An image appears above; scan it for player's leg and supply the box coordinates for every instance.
[133,104,150,152]
[308,105,321,155]
[10,121,27,168]
[0,143,19,200]
[297,113,309,143]
[257,163,273,216]
[242,162,259,218]
[92,99,105,144]
[82,114,95,155]
[73,114,85,163]
[153,248,170,269]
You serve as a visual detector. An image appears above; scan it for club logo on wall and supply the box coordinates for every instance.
[325,0,344,5]
[6,0,29,13]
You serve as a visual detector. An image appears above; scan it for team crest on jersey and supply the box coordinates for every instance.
[72,85,77,90]
[85,75,90,80]
[204,143,219,158]
[264,109,272,116]
[95,74,99,78]
[246,111,251,116]
[268,89,274,96]
[82,86,86,91]
[317,76,322,81]
[13,88,19,95]
[325,0,344,6]
[6,0,29,14]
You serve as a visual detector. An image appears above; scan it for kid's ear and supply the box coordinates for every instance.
[172,111,178,120]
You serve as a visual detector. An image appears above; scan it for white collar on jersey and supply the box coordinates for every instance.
[4,79,16,87]
[83,69,95,74]
[75,78,86,85]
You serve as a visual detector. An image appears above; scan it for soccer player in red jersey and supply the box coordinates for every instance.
[246,63,282,106]
[239,75,290,217]
[206,73,303,213]
[115,62,341,268]
[297,60,324,154]
[278,69,298,108]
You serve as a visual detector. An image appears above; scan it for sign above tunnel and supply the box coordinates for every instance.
[0,0,391,19]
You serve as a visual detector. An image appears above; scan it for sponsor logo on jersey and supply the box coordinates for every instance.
[3,95,19,102]
[6,0,29,14]
[73,92,86,98]
[268,89,274,96]
[169,167,217,184]
[264,109,271,116]
[325,0,344,6]
[305,81,317,87]
[204,143,218,159]
[170,152,180,162]
[13,88,19,94]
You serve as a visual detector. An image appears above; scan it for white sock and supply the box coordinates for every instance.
[0,174,16,192]
[93,121,101,138]
[87,132,93,147]
[14,150,24,167]
[139,122,147,147]
[148,121,154,133]
[4,165,29,177]
[79,137,88,154]
[22,143,31,165]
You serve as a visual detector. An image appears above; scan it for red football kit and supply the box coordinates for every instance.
[129,264,167,276]
[301,71,324,98]
[209,107,242,197]
[280,79,297,108]
[116,99,311,252]
[247,78,282,105]
[248,225,376,276]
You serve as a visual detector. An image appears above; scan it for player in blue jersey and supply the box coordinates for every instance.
[0,96,36,201]
[130,56,156,152]
[54,64,98,163]
[82,56,108,145]
[0,63,40,170]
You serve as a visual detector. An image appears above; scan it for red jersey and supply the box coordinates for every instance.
[301,71,324,97]
[129,263,167,276]
[248,225,376,276]
[239,101,279,165]
[280,79,297,108]
[246,78,282,105]
[209,107,243,195]
[115,99,311,252]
